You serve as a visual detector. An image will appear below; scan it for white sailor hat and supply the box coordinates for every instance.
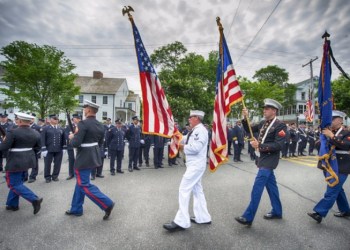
[263,98,282,110]
[332,110,347,118]
[15,112,35,121]
[83,100,100,109]
[190,110,205,118]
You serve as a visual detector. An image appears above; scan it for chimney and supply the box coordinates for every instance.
[93,71,103,79]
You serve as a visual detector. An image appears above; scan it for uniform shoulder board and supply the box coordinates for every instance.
[278,130,286,137]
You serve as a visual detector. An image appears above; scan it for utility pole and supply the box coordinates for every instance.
[302,57,318,126]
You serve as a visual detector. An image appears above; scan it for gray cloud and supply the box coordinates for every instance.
[1,0,349,94]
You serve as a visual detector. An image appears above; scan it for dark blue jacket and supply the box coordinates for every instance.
[106,126,125,151]
[126,124,141,148]
[41,124,65,152]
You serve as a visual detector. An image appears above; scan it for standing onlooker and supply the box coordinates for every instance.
[41,114,65,183]
[126,116,141,172]
[139,120,151,167]
[227,124,234,155]
[232,120,245,162]
[235,99,286,226]
[152,135,166,169]
[28,113,42,183]
[289,123,298,157]
[107,119,125,175]
[65,114,81,180]
[308,127,316,156]
[163,110,211,232]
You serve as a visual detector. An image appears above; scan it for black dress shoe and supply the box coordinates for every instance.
[163,221,185,232]
[66,176,74,180]
[96,175,104,178]
[103,203,115,220]
[117,170,124,174]
[45,179,51,183]
[134,167,140,170]
[111,172,116,176]
[173,163,178,165]
[190,216,211,224]
[334,211,350,217]
[28,178,36,183]
[307,212,322,223]
[65,210,83,216]
[263,212,282,220]
[91,176,95,180]
[52,178,59,182]
[235,216,252,226]
[128,168,133,172]
[6,206,19,211]
[32,198,43,215]
[158,166,164,168]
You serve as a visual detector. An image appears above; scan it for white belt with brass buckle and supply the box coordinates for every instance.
[335,150,349,155]
[9,148,32,152]
[80,142,98,147]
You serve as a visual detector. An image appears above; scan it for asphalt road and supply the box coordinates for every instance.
[0,148,350,250]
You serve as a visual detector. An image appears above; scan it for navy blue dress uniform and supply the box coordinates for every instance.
[0,114,14,172]
[308,128,316,155]
[232,121,245,162]
[139,120,151,167]
[297,125,307,156]
[288,123,298,157]
[28,116,42,182]
[281,126,290,158]
[308,111,350,223]
[41,114,65,182]
[65,114,81,180]
[66,100,114,220]
[0,112,43,214]
[152,135,167,169]
[236,99,287,226]
[126,116,141,172]
[106,119,125,175]
[227,125,234,155]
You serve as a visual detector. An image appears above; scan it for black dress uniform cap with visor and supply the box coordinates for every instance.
[49,114,58,120]
[132,116,139,121]
[263,98,282,110]
[72,114,82,120]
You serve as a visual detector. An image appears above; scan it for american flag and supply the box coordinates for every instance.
[305,100,314,122]
[131,21,175,139]
[209,34,243,172]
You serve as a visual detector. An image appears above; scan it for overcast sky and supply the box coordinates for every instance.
[1,0,349,95]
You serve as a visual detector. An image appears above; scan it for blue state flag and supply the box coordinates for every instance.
[317,39,338,187]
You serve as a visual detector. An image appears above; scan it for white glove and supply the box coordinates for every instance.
[41,151,48,158]
[140,139,145,144]
[63,149,67,155]
[235,141,238,145]
[167,141,171,145]
[104,151,108,156]
[290,142,292,144]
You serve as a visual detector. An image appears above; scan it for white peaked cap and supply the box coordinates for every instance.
[15,112,34,121]
[263,98,282,110]
[83,100,100,109]
[332,110,347,118]
[190,110,205,118]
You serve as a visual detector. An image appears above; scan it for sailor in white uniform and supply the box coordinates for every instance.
[163,110,211,232]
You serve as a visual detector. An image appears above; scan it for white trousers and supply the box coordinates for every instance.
[174,166,211,228]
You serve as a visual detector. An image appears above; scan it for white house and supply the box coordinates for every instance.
[74,71,141,123]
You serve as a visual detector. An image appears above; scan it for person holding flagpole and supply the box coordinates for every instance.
[163,110,211,232]
[235,99,287,226]
[307,110,350,223]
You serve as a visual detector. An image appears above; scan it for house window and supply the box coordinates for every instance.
[120,100,122,107]
[128,103,133,110]
[79,95,84,103]
[103,96,108,104]
[301,92,305,101]
[91,95,96,103]
[298,105,304,113]
[102,112,107,120]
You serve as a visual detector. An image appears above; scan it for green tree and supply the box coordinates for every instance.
[0,41,80,118]
[253,65,289,87]
[151,42,217,124]
[332,75,350,115]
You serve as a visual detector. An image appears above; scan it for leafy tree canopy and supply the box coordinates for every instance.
[253,65,289,87]
[0,41,80,118]
[332,75,350,115]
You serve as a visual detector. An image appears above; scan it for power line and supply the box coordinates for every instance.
[235,0,283,65]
